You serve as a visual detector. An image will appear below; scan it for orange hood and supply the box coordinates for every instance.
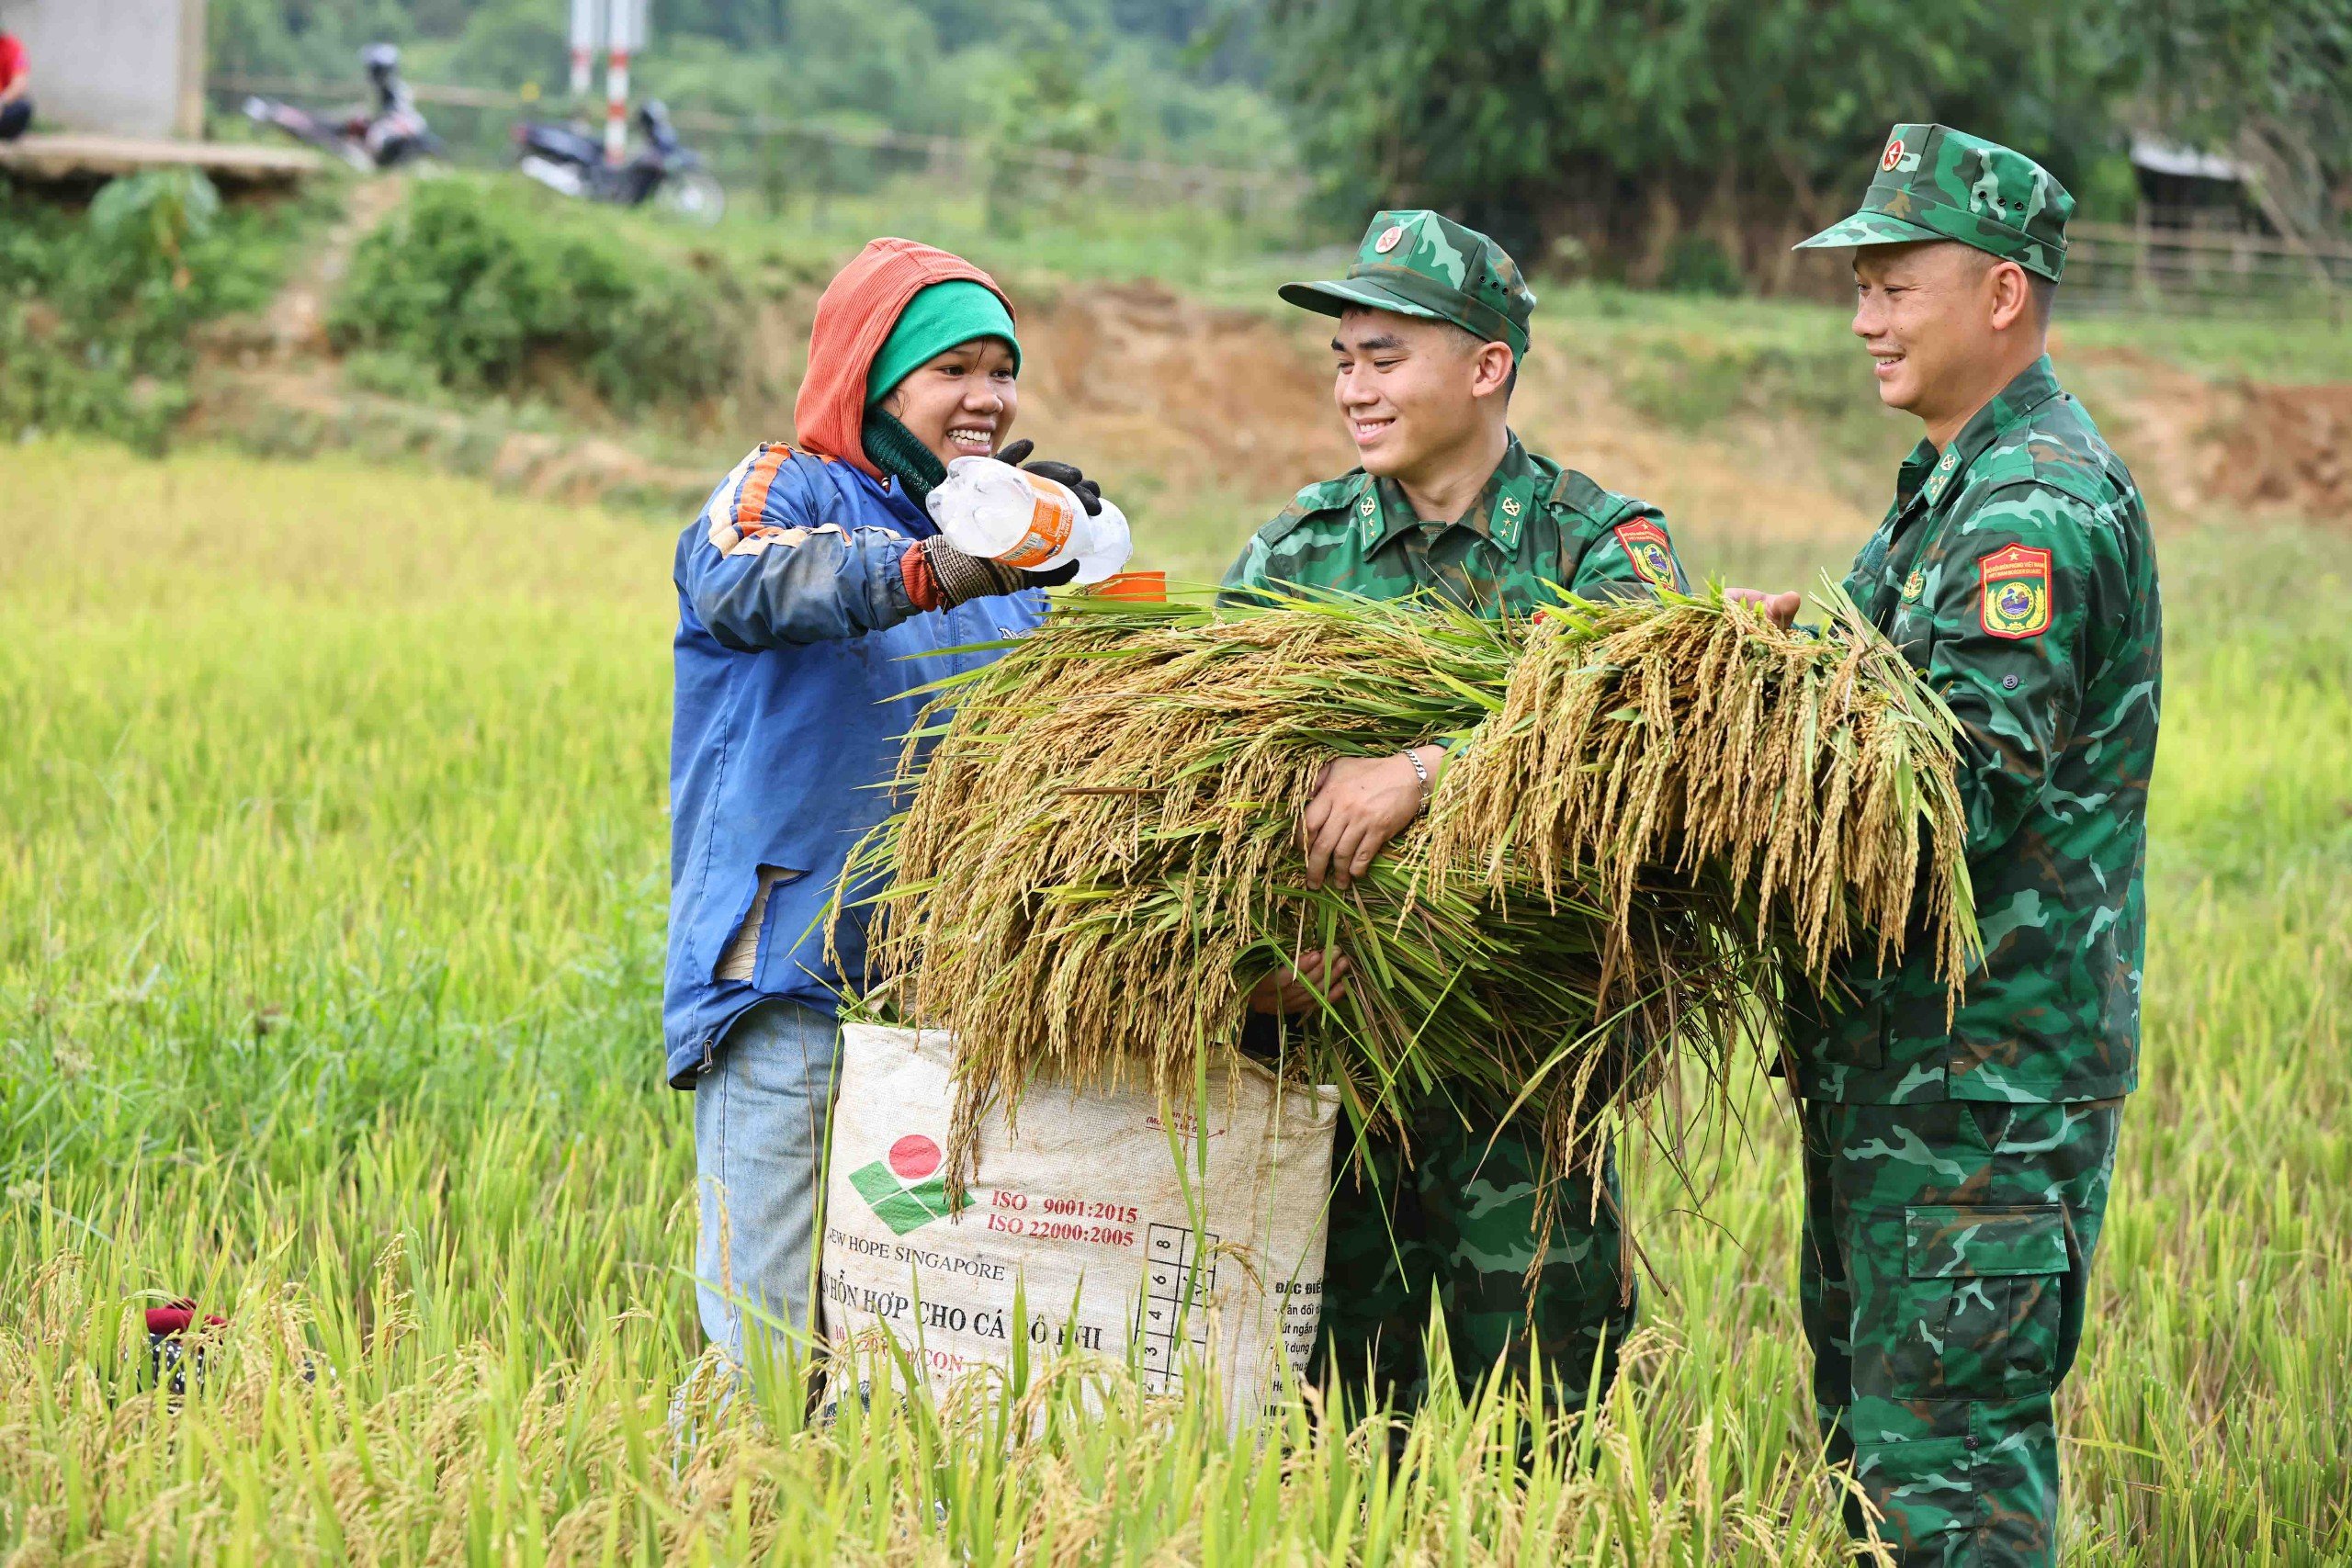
[792,238,1016,481]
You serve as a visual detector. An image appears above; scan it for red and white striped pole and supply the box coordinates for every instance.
[569,0,601,98]
[603,0,640,166]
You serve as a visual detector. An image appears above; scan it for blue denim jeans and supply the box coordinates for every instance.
[694,998,841,1360]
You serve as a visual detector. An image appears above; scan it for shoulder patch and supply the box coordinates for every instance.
[1611,519,1677,587]
[1978,542,2052,639]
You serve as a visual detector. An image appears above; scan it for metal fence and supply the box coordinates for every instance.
[208,74,1308,226]
[2064,220,2351,321]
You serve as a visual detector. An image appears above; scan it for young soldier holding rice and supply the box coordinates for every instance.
[1736,126,2162,1564]
[1218,209,1690,1419]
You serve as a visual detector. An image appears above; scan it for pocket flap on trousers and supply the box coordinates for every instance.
[1905,1204,2066,1278]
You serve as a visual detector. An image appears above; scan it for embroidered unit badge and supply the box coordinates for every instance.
[1611,519,1676,587]
[1977,542,2052,638]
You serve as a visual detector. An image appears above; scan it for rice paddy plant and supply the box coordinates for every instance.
[852,594,1725,1187]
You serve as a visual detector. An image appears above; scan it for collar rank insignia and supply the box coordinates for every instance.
[1499,494,1521,518]
[1611,519,1676,588]
[1901,568,1926,604]
[1977,542,2052,639]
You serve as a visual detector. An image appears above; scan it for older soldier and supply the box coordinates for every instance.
[1220,209,1690,1418]
[1742,126,2161,1563]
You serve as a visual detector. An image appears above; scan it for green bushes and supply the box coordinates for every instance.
[328,177,742,411]
[0,171,310,445]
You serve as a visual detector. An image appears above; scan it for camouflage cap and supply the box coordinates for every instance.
[1282,210,1536,359]
[1795,124,2074,282]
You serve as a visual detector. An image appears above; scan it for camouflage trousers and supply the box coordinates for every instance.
[1801,1097,2123,1566]
[1310,1102,1634,1412]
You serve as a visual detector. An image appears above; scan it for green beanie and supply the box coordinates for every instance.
[864,280,1021,407]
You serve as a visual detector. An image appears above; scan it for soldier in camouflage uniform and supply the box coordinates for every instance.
[1762,126,2163,1563]
[1219,210,1690,1416]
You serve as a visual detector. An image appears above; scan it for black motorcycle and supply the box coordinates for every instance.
[512,100,726,225]
[244,43,441,173]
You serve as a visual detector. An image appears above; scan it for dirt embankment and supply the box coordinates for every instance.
[2049,343,2352,525]
[1012,281,1354,498]
[2202,383,2352,516]
[188,193,2351,530]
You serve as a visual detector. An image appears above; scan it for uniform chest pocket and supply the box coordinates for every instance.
[1886,1204,2069,1401]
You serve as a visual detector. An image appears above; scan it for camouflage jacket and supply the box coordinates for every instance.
[1788,356,2162,1104]
[1217,434,1687,611]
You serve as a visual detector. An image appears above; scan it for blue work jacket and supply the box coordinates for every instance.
[664,443,1045,1087]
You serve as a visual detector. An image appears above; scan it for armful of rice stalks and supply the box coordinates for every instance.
[1426,581,1980,1002]
[834,586,1975,1201]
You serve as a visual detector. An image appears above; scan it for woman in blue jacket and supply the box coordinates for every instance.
[668,238,1102,1361]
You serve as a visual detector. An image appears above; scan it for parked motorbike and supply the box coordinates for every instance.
[512,100,726,225]
[243,45,441,172]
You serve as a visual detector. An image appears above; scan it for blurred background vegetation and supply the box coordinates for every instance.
[209,0,1288,170]
[8,0,2351,504]
[203,0,2352,274]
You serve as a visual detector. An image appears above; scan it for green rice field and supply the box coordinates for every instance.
[2,434,2347,1562]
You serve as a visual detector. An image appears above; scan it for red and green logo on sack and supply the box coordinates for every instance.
[849,1134,968,1236]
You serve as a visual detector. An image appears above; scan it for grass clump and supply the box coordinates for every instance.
[854,588,1973,1202]
[328,175,744,412]
[0,173,324,445]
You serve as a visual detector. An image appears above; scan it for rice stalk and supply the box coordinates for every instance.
[1425,581,1978,1007]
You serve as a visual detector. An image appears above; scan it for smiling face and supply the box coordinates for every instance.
[877,337,1020,469]
[1851,241,2044,441]
[1329,308,1513,482]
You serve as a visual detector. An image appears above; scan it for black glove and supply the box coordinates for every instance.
[922,538,1080,607]
[996,438,1103,516]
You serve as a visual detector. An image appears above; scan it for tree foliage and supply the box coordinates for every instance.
[1265,0,2352,276]
[1266,0,2141,277]
[2132,0,2352,231]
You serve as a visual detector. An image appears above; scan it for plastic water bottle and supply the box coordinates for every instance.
[1066,497,1132,585]
[928,457,1081,568]
[926,456,1132,585]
